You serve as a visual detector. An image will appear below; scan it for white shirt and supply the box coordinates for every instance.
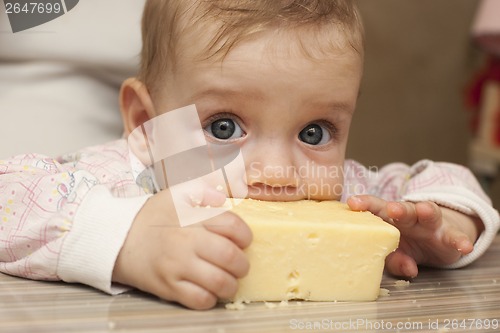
[0,0,145,157]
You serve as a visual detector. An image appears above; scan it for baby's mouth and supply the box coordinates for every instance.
[245,183,305,201]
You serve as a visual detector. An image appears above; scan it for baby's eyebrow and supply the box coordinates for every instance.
[314,101,355,115]
[330,101,354,112]
[192,87,264,101]
[192,87,355,115]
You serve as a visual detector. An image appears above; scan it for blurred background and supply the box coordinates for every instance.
[350,0,500,207]
[350,0,478,165]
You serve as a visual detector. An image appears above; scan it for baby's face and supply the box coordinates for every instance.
[155,30,363,201]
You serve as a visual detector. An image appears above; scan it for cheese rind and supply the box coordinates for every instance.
[228,199,400,302]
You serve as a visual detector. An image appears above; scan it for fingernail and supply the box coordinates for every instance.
[350,196,362,204]
[402,265,417,278]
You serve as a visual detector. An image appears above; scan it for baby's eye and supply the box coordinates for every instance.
[205,118,244,140]
[298,123,332,145]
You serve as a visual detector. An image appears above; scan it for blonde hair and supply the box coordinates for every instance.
[139,0,364,94]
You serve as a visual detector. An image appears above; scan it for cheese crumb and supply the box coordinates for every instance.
[225,301,246,310]
[379,288,390,297]
[264,302,278,309]
[262,300,290,309]
[189,195,202,206]
[394,280,410,288]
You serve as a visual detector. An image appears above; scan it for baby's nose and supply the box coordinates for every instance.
[247,163,300,188]
[244,144,303,201]
[242,141,305,200]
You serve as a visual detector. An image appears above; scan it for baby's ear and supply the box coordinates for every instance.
[119,78,156,135]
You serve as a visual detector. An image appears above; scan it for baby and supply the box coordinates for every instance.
[1,0,499,310]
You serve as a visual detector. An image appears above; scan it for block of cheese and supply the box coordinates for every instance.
[228,199,400,302]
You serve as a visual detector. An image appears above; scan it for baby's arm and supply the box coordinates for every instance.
[0,140,251,309]
[0,141,148,293]
[344,159,500,277]
[112,188,252,310]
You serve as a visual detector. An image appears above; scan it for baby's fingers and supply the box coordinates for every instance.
[446,228,474,256]
[172,280,219,310]
[186,259,240,301]
[388,201,441,231]
[347,195,392,221]
[385,249,418,278]
[202,212,253,250]
[196,232,250,278]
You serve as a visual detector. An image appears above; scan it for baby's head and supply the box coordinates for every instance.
[138,0,364,99]
[122,0,365,201]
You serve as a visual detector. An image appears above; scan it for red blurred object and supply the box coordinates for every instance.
[464,0,500,145]
[464,56,500,138]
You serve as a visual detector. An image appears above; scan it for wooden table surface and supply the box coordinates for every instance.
[1,235,499,333]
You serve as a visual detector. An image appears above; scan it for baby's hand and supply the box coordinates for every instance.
[347,195,483,278]
[112,188,252,310]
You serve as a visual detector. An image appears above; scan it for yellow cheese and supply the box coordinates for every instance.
[228,199,400,302]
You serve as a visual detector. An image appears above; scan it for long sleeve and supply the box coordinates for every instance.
[342,159,500,268]
[0,139,150,293]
